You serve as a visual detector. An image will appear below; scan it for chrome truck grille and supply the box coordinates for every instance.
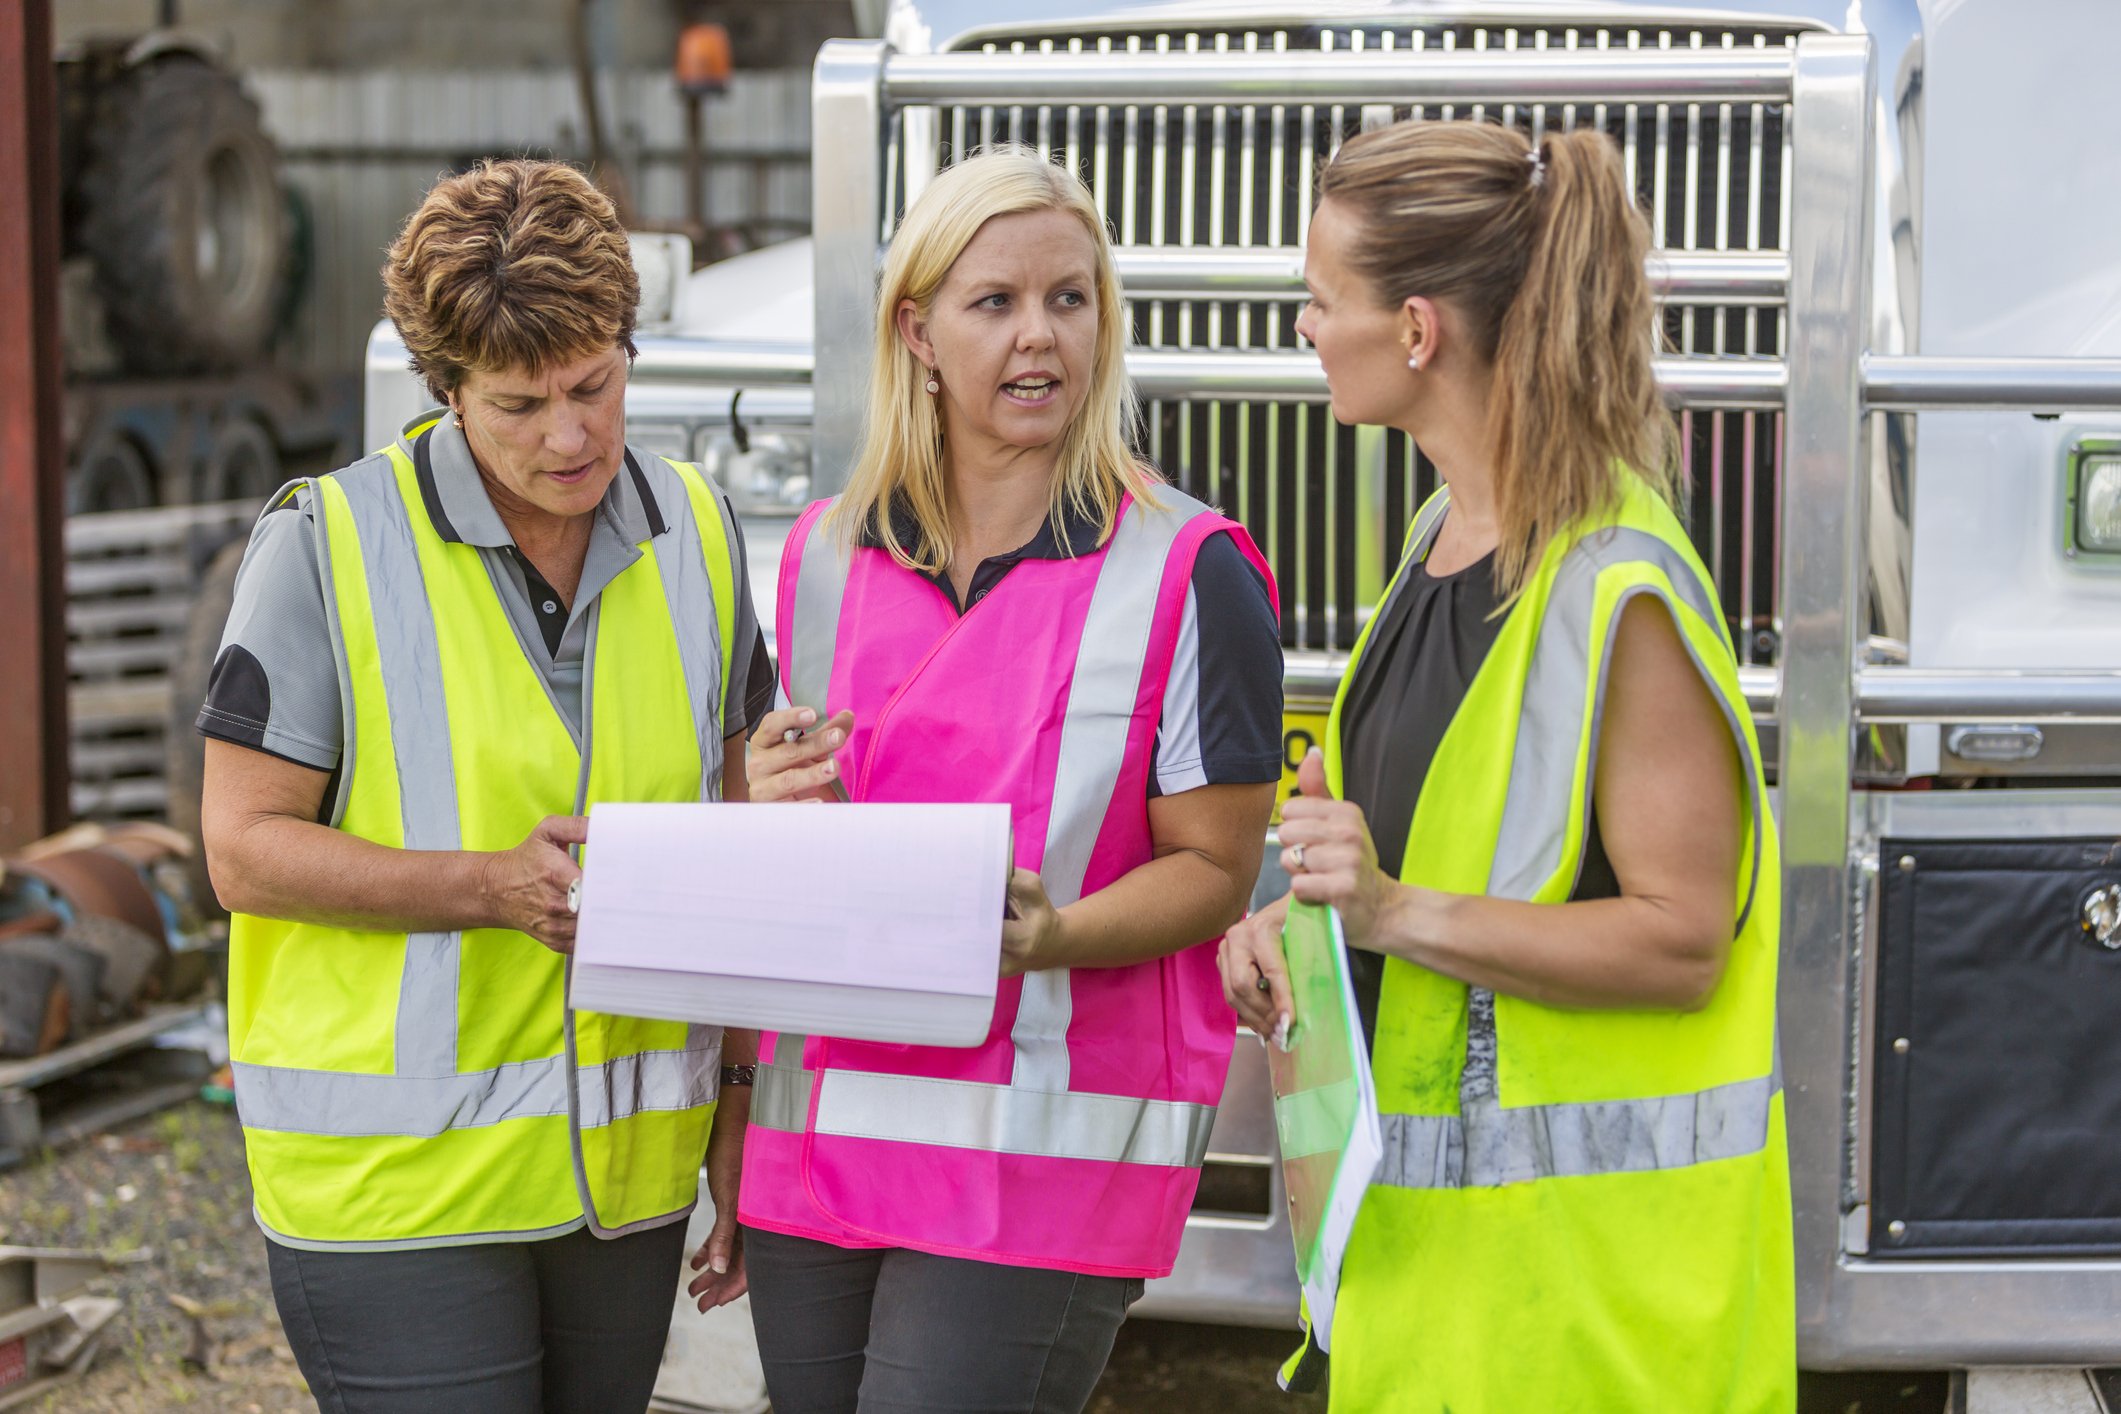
[884,20,1803,669]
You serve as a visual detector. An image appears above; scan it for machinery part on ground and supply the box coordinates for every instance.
[85,821,196,871]
[0,1248,127,1404]
[200,412,282,504]
[77,53,287,374]
[0,936,106,1043]
[0,954,67,1059]
[64,426,155,515]
[56,914,168,1018]
[163,538,247,917]
[9,847,170,960]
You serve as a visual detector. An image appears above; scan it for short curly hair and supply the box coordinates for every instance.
[382,159,639,403]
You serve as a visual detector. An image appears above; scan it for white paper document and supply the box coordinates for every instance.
[570,802,1011,1047]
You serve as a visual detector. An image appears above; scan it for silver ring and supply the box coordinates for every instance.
[1289,843,1307,872]
[566,879,582,916]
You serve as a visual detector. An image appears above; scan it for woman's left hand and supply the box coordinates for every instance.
[1000,868,1063,977]
[687,1100,749,1313]
[1277,749,1402,952]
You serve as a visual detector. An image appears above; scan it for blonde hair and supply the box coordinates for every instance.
[382,158,639,403]
[1319,120,1678,597]
[829,147,1153,570]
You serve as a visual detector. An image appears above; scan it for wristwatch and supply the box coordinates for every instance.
[720,1064,757,1087]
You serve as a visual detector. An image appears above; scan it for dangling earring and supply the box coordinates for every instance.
[924,370,940,395]
[451,408,465,428]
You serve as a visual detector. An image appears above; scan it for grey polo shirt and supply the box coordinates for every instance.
[197,416,771,788]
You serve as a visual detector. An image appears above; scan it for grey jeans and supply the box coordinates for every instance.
[266,1221,684,1414]
[743,1225,1145,1414]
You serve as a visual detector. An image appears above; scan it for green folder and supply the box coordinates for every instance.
[1267,901,1382,1354]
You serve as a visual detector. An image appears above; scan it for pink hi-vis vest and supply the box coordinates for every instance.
[739,487,1277,1276]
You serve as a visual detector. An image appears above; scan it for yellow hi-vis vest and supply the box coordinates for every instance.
[1321,474,1794,1412]
[229,419,741,1250]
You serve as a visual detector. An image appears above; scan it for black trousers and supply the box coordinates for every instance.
[266,1221,684,1414]
[743,1224,1144,1414]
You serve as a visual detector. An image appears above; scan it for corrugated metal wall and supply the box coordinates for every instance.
[248,67,813,376]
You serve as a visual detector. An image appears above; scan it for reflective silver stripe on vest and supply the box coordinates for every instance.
[1375,1066,1781,1190]
[753,1058,811,1131]
[1013,490,1210,1093]
[233,1048,714,1139]
[1402,487,1452,561]
[1471,529,1769,1100]
[333,459,464,1079]
[753,1057,1216,1167]
[1488,526,1764,912]
[644,458,725,802]
[787,504,851,715]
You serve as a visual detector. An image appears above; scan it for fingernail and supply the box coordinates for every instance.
[799,708,816,724]
[825,729,843,747]
[711,1257,728,1274]
[822,757,837,777]
[1273,1014,1292,1052]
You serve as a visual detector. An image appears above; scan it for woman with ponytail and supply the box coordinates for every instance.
[1219,120,1794,1411]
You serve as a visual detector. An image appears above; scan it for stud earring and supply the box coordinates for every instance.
[924,371,940,394]
[1407,354,1422,372]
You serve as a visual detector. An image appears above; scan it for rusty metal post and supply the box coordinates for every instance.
[0,0,70,850]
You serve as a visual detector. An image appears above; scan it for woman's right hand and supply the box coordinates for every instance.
[482,814,588,953]
[1219,891,1294,1044]
[747,706,856,803]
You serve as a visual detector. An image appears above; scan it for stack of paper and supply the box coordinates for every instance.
[1268,901,1383,1353]
[570,802,1011,1047]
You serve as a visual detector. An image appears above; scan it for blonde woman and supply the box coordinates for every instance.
[728,149,1284,1412]
[1220,121,1793,1410]
[200,159,765,1412]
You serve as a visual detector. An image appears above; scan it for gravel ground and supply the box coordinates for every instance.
[0,1101,1949,1414]
[0,1101,309,1413]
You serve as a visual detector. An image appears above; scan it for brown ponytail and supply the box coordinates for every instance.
[1318,121,1677,598]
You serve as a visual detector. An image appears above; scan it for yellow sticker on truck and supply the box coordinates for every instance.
[1275,710,1330,824]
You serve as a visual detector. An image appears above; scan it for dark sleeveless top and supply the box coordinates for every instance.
[1337,537,1619,1049]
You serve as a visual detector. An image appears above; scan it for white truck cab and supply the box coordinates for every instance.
[369,0,2121,1394]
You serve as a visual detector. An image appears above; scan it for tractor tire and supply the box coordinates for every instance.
[67,426,158,514]
[202,414,282,504]
[78,55,287,374]
[165,537,249,917]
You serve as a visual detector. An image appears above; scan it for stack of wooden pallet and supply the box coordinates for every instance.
[64,500,257,821]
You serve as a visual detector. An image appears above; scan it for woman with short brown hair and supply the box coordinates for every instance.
[199,158,766,1413]
[1220,120,1792,1410]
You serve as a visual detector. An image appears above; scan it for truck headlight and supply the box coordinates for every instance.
[627,420,693,463]
[2078,453,2121,554]
[695,425,813,516]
